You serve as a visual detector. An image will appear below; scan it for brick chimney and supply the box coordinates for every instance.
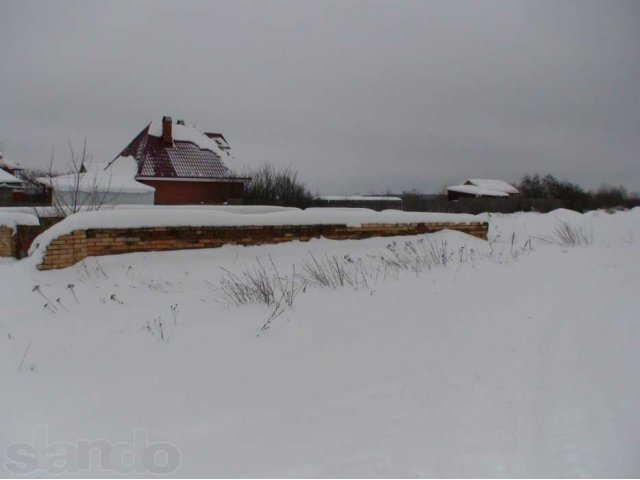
[162,116,173,146]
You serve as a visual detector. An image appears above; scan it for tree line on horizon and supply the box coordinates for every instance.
[11,157,640,212]
[515,173,639,211]
[240,167,640,212]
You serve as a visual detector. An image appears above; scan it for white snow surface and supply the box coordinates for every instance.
[0,211,39,231]
[0,154,22,170]
[446,184,509,197]
[2,209,640,477]
[0,167,22,185]
[316,195,403,202]
[27,208,480,259]
[0,204,299,219]
[36,157,154,194]
[465,179,519,194]
[148,121,226,157]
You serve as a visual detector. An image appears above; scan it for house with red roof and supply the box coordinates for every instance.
[110,117,249,205]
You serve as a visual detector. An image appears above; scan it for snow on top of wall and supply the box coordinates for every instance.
[0,204,299,218]
[148,121,226,157]
[0,167,22,184]
[37,157,155,194]
[465,179,519,194]
[316,195,403,202]
[0,212,39,232]
[446,184,509,197]
[28,208,481,259]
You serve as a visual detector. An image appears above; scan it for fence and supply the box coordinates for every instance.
[401,195,566,214]
[36,221,489,270]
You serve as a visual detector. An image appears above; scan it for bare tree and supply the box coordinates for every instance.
[15,166,58,203]
[43,141,114,217]
[242,163,313,208]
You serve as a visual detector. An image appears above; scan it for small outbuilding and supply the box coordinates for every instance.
[0,154,25,206]
[446,179,519,200]
[38,157,155,208]
[0,152,24,176]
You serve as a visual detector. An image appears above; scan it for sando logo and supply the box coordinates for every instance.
[4,425,181,475]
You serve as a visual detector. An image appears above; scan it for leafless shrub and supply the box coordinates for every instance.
[220,261,276,305]
[220,237,465,312]
[540,221,593,246]
[170,304,178,326]
[220,257,304,307]
[258,301,286,334]
[345,255,378,292]
[74,259,109,281]
[300,253,353,288]
[66,283,80,304]
[218,234,539,331]
[144,317,170,342]
[31,285,55,310]
[300,253,379,291]
[381,239,453,273]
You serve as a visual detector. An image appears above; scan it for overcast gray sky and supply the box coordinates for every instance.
[1,0,639,194]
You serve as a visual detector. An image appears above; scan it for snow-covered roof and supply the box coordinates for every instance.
[204,133,231,151]
[316,195,402,202]
[0,167,22,185]
[0,211,39,231]
[112,118,240,180]
[0,154,23,171]
[464,179,519,195]
[37,156,155,194]
[147,121,228,158]
[446,185,509,198]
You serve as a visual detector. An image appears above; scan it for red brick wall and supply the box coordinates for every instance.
[139,180,245,205]
[15,217,65,258]
[36,222,489,270]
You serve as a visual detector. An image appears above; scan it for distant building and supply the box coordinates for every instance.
[38,157,155,207]
[0,152,25,205]
[0,152,24,176]
[446,179,519,200]
[313,195,403,211]
[108,116,249,205]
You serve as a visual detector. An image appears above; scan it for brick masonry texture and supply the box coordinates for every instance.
[15,217,65,258]
[138,180,244,205]
[36,222,489,270]
[0,218,66,260]
[0,227,16,258]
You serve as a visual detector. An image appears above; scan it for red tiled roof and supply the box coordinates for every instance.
[116,123,233,179]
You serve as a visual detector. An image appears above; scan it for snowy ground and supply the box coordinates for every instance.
[1,209,639,477]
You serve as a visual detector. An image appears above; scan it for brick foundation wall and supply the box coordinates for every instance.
[0,227,16,257]
[14,217,65,258]
[0,218,65,260]
[138,180,245,205]
[36,221,488,270]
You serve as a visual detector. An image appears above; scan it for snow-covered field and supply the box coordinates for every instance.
[1,208,639,477]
